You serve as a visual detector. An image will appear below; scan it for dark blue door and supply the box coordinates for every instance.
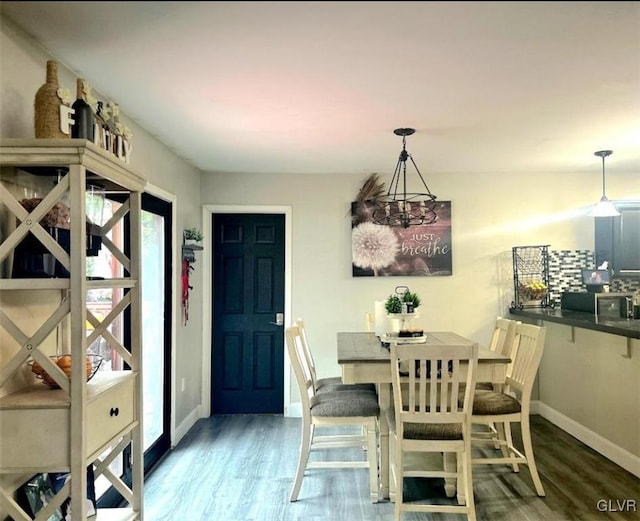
[211,213,285,414]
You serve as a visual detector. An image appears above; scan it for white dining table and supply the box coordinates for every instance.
[337,331,511,501]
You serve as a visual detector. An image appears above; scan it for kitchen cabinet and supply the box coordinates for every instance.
[0,139,146,520]
[595,201,640,278]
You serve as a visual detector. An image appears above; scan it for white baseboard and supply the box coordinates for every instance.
[537,401,640,478]
[172,405,202,447]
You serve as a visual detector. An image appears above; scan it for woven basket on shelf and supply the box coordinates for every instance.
[29,354,103,389]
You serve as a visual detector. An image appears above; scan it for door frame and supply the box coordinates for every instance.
[145,183,178,443]
[201,205,293,417]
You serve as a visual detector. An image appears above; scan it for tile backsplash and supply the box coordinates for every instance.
[548,249,640,304]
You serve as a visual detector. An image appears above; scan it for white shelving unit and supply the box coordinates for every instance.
[0,139,146,520]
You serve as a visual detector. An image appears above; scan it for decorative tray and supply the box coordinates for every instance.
[380,332,427,344]
[387,312,421,320]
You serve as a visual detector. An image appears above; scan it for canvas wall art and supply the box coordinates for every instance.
[351,201,452,277]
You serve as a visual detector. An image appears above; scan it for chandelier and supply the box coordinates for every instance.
[370,128,438,228]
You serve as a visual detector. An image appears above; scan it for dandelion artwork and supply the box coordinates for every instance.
[352,221,400,276]
[351,200,453,277]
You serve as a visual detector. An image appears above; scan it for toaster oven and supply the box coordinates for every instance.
[596,293,634,319]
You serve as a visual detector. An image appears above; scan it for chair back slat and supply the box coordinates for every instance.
[505,323,546,396]
[447,359,461,411]
[295,318,318,388]
[391,342,478,427]
[490,317,518,356]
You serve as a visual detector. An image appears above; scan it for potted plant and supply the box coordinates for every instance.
[184,227,203,246]
[385,288,423,337]
[384,289,421,314]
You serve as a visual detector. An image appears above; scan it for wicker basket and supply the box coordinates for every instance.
[29,354,103,388]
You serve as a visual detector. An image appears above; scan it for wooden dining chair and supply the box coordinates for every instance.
[475,317,518,391]
[469,322,547,497]
[285,325,380,503]
[388,340,479,521]
[472,317,520,450]
[296,318,376,394]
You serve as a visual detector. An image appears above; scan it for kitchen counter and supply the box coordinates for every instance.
[509,306,639,476]
[509,307,640,339]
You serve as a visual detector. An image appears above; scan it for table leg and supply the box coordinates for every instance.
[443,453,457,498]
[377,383,391,499]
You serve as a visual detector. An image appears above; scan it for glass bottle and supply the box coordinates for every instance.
[34,60,68,138]
[71,79,95,140]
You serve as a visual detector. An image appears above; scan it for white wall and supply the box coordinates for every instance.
[0,18,204,440]
[201,170,638,386]
[201,170,640,470]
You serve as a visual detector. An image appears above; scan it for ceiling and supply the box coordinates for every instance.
[2,1,639,178]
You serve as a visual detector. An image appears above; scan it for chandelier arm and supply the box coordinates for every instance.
[408,154,436,198]
[387,157,403,199]
[402,157,408,202]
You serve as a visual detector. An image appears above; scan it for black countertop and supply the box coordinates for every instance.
[509,307,640,339]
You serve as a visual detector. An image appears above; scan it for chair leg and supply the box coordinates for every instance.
[394,440,403,521]
[490,421,501,449]
[503,421,519,472]
[366,421,380,502]
[462,445,477,521]
[388,432,396,503]
[521,414,545,497]
[493,421,517,472]
[290,420,312,501]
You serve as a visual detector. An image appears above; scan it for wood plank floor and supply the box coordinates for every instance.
[144,415,639,520]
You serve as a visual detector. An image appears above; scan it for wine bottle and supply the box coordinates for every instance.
[71,79,95,140]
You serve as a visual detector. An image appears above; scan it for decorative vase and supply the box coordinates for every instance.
[34,60,68,139]
[71,79,95,140]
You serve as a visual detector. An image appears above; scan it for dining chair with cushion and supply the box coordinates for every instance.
[472,317,519,451]
[388,339,479,521]
[468,322,547,496]
[474,317,518,391]
[296,318,376,394]
[285,325,381,503]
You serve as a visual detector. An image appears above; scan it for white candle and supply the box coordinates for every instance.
[374,300,386,338]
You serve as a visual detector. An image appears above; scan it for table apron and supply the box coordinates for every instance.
[341,362,506,385]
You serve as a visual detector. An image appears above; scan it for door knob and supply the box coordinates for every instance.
[269,312,284,326]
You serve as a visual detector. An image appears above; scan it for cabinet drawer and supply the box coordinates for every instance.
[0,373,136,470]
[0,407,70,469]
[87,377,135,456]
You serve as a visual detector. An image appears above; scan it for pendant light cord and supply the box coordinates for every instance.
[601,154,606,198]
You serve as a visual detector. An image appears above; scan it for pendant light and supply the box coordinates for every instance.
[370,128,438,228]
[589,150,620,217]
